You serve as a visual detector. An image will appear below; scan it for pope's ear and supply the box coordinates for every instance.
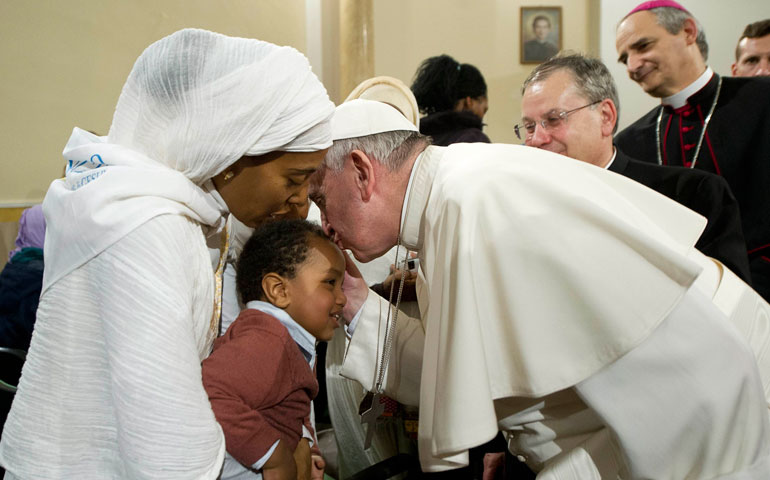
[350,150,376,201]
[262,273,290,309]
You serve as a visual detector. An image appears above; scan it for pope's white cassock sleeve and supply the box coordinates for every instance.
[341,287,425,407]
[338,143,770,479]
[0,215,225,479]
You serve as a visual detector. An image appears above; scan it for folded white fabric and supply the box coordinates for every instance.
[110,28,334,183]
[332,99,418,141]
[344,76,420,128]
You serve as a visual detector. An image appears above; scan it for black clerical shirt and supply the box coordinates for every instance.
[616,73,770,301]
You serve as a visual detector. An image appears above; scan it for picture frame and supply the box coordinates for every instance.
[520,6,563,64]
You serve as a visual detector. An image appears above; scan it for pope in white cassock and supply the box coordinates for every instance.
[308,99,770,479]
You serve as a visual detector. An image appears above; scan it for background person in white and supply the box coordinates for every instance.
[309,98,770,478]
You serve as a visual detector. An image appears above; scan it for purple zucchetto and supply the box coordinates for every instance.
[627,0,690,17]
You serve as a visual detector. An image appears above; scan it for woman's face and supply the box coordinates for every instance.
[212,149,328,228]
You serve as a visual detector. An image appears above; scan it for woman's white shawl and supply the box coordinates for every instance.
[0,28,333,479]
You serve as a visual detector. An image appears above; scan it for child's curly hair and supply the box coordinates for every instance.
[236,219,331,304]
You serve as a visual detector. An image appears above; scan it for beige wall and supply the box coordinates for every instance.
[372,0,593,145]
[2,0,598,205]
[7,1,766,204]
[0,0,306,205]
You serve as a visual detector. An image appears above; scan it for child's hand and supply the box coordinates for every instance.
[262,441,297,480]
[382,264,418,291]
[311,454,326,480]
[293,438,312,480]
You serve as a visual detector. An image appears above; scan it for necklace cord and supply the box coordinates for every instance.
[656,76,722,168]
[374,243,408,394]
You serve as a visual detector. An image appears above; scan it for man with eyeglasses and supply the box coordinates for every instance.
[518,52,750,282]
[614,0,770,302]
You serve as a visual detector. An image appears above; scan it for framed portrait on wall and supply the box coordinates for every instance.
[520,7,562,64]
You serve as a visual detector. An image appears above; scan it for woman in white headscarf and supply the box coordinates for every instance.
[0,29,334,479]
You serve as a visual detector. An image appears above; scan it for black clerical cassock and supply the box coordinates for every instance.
[616,73,770,302]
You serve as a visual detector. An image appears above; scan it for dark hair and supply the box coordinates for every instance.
[236,219,330,304]
[736,19,770,59]
[411,54,487,115]
[532,15,551,29]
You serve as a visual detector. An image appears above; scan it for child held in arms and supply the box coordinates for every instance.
[202,219,346,480]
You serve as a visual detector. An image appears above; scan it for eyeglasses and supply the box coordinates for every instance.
[514,100,601,140]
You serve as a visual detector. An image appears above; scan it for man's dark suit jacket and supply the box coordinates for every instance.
[609,149,751,283]
[615,74,770,301]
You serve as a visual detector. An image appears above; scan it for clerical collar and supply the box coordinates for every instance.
[399,145,445,250]
[603,148,618,170]
[245,300,316,367]
[662,67,713,109]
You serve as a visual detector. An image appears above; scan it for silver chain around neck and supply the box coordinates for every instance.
[374,242,408,394]
[655,76,722,168]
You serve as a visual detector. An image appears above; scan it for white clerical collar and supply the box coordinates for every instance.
[399,152,422,242]
[662,67,713,109]
[399,145,445,250]
[603,148,617,170]
[245,300,316,368]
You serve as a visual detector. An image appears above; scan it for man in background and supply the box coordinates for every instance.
[615,0,770,301]
[733,19,770,77]
[519,52,750,282]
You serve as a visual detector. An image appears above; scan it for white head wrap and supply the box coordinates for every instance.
[42,29,334,290]
[109,28,334,184]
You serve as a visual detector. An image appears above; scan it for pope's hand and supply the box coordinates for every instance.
[342,251,368,323]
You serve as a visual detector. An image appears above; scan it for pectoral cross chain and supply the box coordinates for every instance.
[360,244,409,450]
